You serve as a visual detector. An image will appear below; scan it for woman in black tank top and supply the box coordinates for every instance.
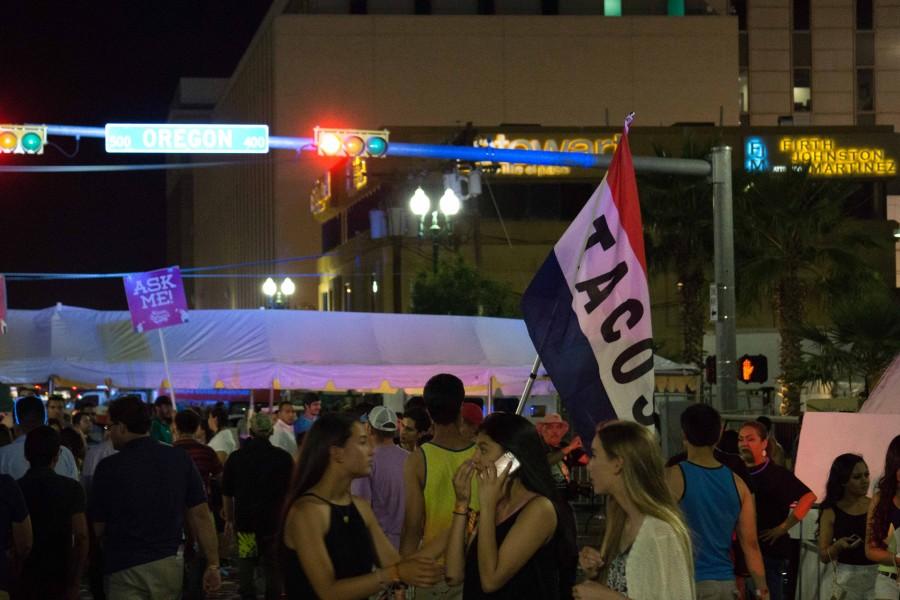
[818,454,877,598]
[280,413,443,599]
[444,413,574,599]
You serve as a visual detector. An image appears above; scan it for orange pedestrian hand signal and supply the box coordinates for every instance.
[741,358,754,381]
[737,354,768,384]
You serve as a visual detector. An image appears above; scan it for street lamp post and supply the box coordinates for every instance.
[409,185,461,274]
[261,277,295,309]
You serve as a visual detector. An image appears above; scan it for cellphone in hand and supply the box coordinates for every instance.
[494,451,521,476]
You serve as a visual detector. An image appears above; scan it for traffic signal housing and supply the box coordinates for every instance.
[737,354,768,384]
[0,124,47,155]
[314,127,389,158]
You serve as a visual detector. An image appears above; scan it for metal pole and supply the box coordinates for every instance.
[711,146,737,412]
[432,237,439,274]
[158,329,176,404]
[516,355,542,416]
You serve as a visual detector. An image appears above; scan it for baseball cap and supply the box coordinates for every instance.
[249,412,274,436]
[367,406,398,433]
[460,402,484,427]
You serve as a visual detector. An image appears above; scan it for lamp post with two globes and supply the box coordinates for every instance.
[408,186,461,274]
[261,277,296,309]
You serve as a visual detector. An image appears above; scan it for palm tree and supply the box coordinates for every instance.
[734,168,883,414]
[797,289,900,404]
[639,138,715,369]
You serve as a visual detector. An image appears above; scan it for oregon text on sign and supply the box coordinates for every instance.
[105,124,270,154]
[779,136,897,176]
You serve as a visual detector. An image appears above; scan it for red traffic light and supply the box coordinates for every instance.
[314,127,389,158]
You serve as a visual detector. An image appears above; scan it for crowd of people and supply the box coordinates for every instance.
[0,376,898,600]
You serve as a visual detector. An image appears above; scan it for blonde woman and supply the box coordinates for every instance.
[574,421,695,600]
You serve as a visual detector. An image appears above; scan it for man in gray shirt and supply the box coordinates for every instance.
[352,406,408,549]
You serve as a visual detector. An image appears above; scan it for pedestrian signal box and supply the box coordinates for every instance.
[737,354,768,384]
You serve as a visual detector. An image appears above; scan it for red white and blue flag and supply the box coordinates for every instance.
[522,115,655,445]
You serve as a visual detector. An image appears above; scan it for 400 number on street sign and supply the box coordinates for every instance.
[105,123,269,154]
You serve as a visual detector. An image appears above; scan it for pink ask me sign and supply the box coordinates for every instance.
[123,266,189,333]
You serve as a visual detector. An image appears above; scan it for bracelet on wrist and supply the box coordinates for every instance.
[389,563,402,583]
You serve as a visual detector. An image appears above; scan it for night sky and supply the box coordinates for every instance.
[1,1,273,310]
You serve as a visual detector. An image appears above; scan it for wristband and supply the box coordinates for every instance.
[454,502,468,513]
[206,564,220,571]
[389,563,402,583]
[453,510,468,517]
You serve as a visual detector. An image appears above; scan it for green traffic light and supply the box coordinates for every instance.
[366,136,387,157]
[21,131,42,153]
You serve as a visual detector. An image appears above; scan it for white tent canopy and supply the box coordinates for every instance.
[0,305,697,394]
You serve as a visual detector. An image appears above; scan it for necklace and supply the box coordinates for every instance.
[749,458,770,476]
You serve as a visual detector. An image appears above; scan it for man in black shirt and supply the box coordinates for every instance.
[15,426,88,600]
[89,395,221,598]
[222,412,293,600]
[739,421,815,600]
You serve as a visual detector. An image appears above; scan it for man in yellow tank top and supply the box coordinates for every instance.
[401,374,478,600]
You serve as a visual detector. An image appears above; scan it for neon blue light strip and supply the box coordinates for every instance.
[44,124,711,175]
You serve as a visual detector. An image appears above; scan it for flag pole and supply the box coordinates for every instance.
[158,329,176,403]
[515,355,542,416]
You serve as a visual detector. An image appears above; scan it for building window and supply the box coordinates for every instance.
[322,216,341,253]
[477,0,494,13]
[604,0,621,16]
[793,0,810,31]
[668,0,685,16]
[856,0,873,30]
[739,32,749,67]
[414,0,431,13]
[730,0,747,30]
[793,69,811,112]
[792,33,811,67]
[856,32,875,67]
[739,68,750,123]
[350,0,367,13]
[856,68,875,113]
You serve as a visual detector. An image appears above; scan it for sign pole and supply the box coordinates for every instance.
[158,329,176,403]
[711,146,737,412]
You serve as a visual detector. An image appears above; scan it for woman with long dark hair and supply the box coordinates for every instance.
[574,420,694,600]
[865,435,900,600]
[445,412,574,599]
[818,453,876,599]
[280,412,443,600]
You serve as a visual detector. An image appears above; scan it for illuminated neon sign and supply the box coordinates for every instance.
[473,133,620,176]
[778,137,896,176]
[745,137,768,172]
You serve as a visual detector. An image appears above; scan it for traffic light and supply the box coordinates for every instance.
[0,124,47,154]
[737,354,768,384]
[314,127,389,158]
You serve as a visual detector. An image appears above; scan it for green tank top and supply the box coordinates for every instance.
[421,441,478,547]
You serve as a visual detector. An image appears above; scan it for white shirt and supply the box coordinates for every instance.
[624,516,695,600]
[0,433,79,480]
[269,419,298,458]
[208,429,238,458]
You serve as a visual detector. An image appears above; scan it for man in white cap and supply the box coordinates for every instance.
[351,406,408,550]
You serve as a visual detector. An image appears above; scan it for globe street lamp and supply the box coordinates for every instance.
[262,277,294,309]
[409,185,461,273]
